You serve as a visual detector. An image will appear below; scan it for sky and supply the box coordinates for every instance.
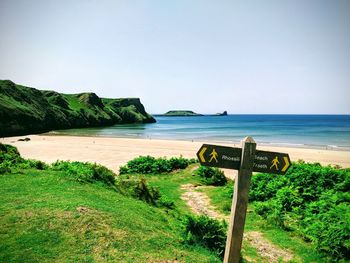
[0,0,349,114]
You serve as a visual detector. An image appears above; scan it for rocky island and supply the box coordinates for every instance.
[0,80,155,137]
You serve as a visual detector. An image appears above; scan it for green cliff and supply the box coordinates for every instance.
[0,80,156,137]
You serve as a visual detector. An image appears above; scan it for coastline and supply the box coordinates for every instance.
[2,135,350,176]
[47,131,350,152]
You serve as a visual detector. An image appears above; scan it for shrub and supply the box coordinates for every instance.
[169,156,190,170]
[301,191,350,260]
[119,155,193,174]
[158,196,175,209]
[250,162,350,260]
[51,161,115,186]
[19,159,48,170]
[195,166,227,186]
[0,143,23,165]
[0,160,12,174]
[182,215,227,259]
[115,177,162,205]
[133,178,161,205]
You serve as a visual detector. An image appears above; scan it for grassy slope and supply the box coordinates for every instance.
[0,168,220,263]
[0,80,155,137]
[0,160,331,263]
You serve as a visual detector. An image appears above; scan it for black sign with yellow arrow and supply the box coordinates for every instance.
[196,144,291,175]
[197,144,242,170]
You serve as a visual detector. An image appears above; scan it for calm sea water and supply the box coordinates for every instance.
[53,115,350,150]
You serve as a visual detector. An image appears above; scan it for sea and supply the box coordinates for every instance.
[52,115,350,151]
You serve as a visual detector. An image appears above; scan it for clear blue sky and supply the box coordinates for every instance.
[1,0,349,114]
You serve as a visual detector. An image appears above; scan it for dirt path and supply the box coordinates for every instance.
[180,184,222,219]
[180,183,294,262]
[244,231,294,263]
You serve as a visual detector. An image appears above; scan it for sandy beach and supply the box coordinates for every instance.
[2,135,350,177]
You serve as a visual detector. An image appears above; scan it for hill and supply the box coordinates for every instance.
[163,110,203,116]
[0,80,156,137]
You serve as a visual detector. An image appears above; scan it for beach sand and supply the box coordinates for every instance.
[2,135,350,179]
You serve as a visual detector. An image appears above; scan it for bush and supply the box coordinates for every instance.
[301,191,350,260]
[250,162,350,260]
[158,196,175,209]
[0,143,23,165]
[195,166,227,186]
[182,215,227,259]
[133,178,161,205]
[115,176,163,206]
[119,155,193,174]
[51,161,115,186]
[18,159,48,170]
[0,160,12,174]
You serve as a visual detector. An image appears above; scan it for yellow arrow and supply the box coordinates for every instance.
[199,147,207,163]
[282,156,290,172]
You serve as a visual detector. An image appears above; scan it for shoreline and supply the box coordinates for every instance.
[2,135,350,176]
[46,131,350,152]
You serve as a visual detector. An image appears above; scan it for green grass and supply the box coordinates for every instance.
[0,168,220,263]
[0,154,339,263]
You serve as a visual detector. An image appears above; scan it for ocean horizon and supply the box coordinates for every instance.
[51,114,350,151]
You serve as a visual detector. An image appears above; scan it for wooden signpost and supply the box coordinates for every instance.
[196,137,291,263]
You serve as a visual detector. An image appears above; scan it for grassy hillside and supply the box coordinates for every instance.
[0,145,220,262]
[1,144,345,262]
[0,80,155,137]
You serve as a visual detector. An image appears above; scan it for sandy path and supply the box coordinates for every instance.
[2,135,350,174]
[180,184,223,219]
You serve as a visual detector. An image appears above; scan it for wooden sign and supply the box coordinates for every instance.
[197,144,291,174]
[196,138,292,263]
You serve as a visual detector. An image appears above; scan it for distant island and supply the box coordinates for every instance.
[163,110,203,116]
[0,80,156,137]
[157,110,228,117]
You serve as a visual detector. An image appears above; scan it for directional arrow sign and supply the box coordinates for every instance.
[197,144,291,175]
[254,150,291,175]
[198,138,292,263]
[196,144,242,170]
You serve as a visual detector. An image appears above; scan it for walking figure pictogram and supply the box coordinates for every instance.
[209,148,218,163]
[270,156,280,170]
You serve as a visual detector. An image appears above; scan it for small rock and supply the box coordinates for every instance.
[18,137,31,142]
[76,206,90,213]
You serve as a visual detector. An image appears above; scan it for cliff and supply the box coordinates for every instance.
[0,80,156,137]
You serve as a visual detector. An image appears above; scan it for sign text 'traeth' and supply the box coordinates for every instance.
[254,150,291,175]
[196,144,291,175]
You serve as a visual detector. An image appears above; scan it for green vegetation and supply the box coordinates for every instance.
[1,144,346,262]
[195,166,228,186]
[0,144,222,262]
[182,215,227,259]
[163,110,203,116]
[0,79,155,137]
[119,155,196,174]
[203,161,349,262]
[249,161,350,261]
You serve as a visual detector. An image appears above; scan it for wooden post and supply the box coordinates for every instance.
[224,136,256,263]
